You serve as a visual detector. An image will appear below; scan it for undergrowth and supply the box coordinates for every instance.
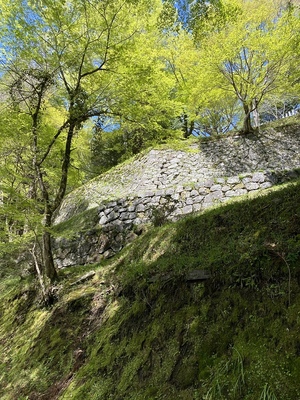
[1,180,300,399]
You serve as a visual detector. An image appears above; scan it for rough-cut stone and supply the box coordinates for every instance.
[252,172,266,183]
[136,204,145,212]
[204,191,223,203]
[53,129,300,268]
[182,205,193,214]
[210,184,222,192]
[99,214,108,225]
[227,176,240,184]
[244,182,260,191]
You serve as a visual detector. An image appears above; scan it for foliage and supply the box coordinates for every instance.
[198,0,299,133]
[0,0,169,281]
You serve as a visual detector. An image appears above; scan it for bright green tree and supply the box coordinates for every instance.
[0,0,162,285]
[199,0,299,133]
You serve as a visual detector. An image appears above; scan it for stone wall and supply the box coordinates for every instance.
[53,127,300,267]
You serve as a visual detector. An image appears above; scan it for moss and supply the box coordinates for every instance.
[52,206,99,238]
[2,177,300,399]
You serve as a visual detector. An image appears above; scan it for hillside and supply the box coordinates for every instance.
[1,175,300,399]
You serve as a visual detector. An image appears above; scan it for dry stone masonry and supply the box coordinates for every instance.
[53,128,300,267]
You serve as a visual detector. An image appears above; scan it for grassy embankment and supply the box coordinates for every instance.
[1,177,300,399]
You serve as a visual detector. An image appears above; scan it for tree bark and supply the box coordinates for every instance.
[252,98,260,128]
[242,103,254,134]
[182,114,194,138]
[42,212,58,283]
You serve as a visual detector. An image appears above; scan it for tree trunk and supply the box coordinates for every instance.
[42,212,58,283]
[242,104,254,134]
[252,98,260,128]
[182,114,194,138]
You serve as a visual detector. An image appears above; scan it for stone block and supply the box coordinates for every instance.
[260,182,272,189]
[204,179,214,188]
[128,212,137,219]
[99,214,108,225]
[107,210,119,222]
[104,207,113,216]
[244,182,260,191]
[193,203,202,212]
[225,190,236,197]
[235,189,247,196]
[252,172,266,183]
[204,191,223,203]
[193,196,204,204]
[242,177,252,184]
[120,212,130,220]
[211,184,222,191]
[227,176,240,184]
[222,185,231,192]
[233,183,245,190]
[145,191,155,197]
[166,188,175,195]
[136,204,145,212]
[182,205,193,214]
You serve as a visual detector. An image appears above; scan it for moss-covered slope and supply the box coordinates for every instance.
[1,180,300,399]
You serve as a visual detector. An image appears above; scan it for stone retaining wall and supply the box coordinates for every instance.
[54,128,300,225]
[53,126,300,267]
[53,167,300,268]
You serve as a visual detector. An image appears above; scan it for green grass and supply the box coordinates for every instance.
[1,179,300,399]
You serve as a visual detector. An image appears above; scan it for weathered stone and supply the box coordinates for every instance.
[235,189,248,196]
[107,201,117,208]
[107,210,119,222]
[210,184,222,191]
[165,188,175,195]
[225,190,237,197]
[171,193,180,201]
[227,176,240,184]
[242,177,252,184]
[182,205,193,214]
[244,182,260,191]
[204,191,223,203]
[191,189,199,197]
[136,204,145,212]
[193,203,202,212]
[221,185,231,192]
[233,183,245,190]
[204,179,214,188]
[119,212,130,221]
[126,231,138,242]
[103,249,115,259]
[98,234,110,254]
[104,207,113,216]
[260,182,272,189]
[111,240,123,253]
[193,196,203,204]
[99,214,108,225]
[252,172,266,183]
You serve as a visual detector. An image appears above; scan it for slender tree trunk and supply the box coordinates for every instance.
[252,98,260,128]
[242,103,254,134]
[182,114,194,138]
[42,211,58,283]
